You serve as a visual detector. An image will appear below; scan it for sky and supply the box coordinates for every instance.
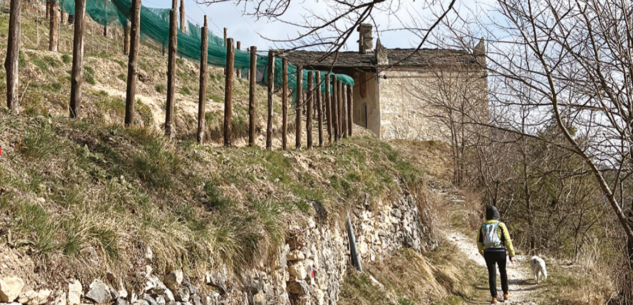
[137,0,487,52]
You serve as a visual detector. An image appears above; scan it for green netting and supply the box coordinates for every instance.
[45,0,355,95]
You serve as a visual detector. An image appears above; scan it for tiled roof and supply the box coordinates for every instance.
[280,48,480,69]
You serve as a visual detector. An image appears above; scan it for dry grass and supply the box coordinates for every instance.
[0,107,422,293]
[389,140,452,184]
[339,241,483,305]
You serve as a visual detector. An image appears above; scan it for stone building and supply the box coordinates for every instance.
[282,24,488,141]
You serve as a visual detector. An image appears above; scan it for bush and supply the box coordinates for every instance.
[62,54,71,63]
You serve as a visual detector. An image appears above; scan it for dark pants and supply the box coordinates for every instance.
[484,250,508,298]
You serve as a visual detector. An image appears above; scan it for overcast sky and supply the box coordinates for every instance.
[138,0,490,52]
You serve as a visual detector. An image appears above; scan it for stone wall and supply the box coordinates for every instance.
[0,195,435,305]
[378,68,487,141]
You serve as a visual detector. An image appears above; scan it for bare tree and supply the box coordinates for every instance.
[439,0,633,298]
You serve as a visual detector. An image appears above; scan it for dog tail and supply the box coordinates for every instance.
[542,263,548,280]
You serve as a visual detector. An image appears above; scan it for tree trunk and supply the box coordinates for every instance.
[197,16,208,143]
[266,51,274,150]
[224,38,235,147]
[164,0,178,135]
[124,0,141,125]
[248,46,257,147]
[49,1,58,52]
[295,66,303,148]
[4,0,21,112]
[282,58,288,150]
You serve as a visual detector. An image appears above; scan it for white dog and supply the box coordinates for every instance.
[529,256,548,283]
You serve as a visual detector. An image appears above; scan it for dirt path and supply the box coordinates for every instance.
[445,230,540,304]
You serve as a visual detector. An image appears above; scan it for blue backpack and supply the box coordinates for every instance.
[482,222,502,247]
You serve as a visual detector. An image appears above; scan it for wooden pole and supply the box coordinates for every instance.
[123,0,141,124]
[49,1,58,51]
[164,0,178,135]
[69,0,86,118]
[224,38,235,147]
[316,72,323,147]
[306,71,313,149]
[223,28,227,74]
[332,75,339,142]
[325,74,332,144]
[103,0,107,36]
[179,0,186,33]
[295,66,303,149]
[123,21,130,55]
[4,0,21,112]
[248,46,257,147]
[46,1,50,19]
[341,82,347,138]
[282,58,288,150]
[347,84,353,136]
[338,81,345,139]
[236,41,241,78]
[197,16,209,144]
[266,51,275,150]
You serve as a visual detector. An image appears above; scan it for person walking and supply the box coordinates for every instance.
[477,206,515,304]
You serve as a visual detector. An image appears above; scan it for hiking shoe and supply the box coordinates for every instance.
[503,293,510,301]
[491,297,498,304]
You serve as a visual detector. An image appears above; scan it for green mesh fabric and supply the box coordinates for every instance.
[46,0,355,94]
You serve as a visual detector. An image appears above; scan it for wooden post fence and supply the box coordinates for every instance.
[49,1,58,51]
[339,81,345,139]
[266,51,275,150]
[332,75,339,142]
[179,0,186,33]
[341,82,347,138]
[347,84,353,136]
[164,0,178,136]
[5,0,21,112]
[223,28,227,46]
[236,41,241,78]
[123,0,141,124]
[197,16,209,144]
[295,66,303,149]
[69,0,86,118]
[224,38,235,147]
[123,21,130,55]
[325,74,332,144]
[103,0,108,36]
[316,72,323,147]
[282,58,288,150]
[306,71,313,149]
[248,46,257,147]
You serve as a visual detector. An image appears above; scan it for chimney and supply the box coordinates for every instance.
[375,38,388,65]
[357,24,373,54]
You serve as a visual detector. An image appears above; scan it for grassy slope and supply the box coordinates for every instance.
[0,5,279,144]
[0,109,421,290]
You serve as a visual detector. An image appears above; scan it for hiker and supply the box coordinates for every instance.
[477,206,515,304]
